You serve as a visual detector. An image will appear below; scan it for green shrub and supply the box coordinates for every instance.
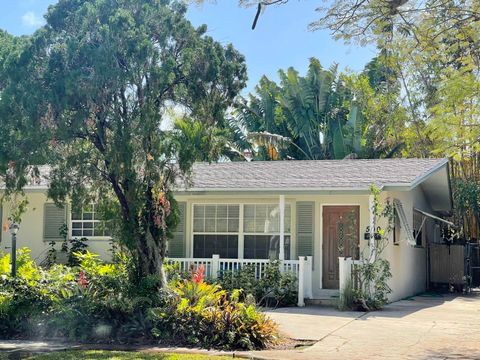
[0,276,56,336]
[164,261,191,283]
[354,258,392,311]
[338,259,392,312]
[337,279,357,311]
[151,271,278,350]
[219,260,297,307]
[0,248,278,350]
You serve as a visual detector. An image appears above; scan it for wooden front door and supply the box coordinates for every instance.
[322,206,360,289]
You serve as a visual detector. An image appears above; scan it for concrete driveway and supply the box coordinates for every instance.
[253,292,480,360]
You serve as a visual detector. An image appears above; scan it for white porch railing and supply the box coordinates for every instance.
[166,255,313,307]
[339,257,364,293]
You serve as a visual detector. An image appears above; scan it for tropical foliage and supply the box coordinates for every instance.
[0,248,277,350]
[219,261,297,307]
[231,56,406,161]
[194,0,480,241]
[152,265,278,349]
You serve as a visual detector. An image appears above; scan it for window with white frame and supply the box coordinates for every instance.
[71,204,110,238]
[193,204,240,258]
[243,204,291,260]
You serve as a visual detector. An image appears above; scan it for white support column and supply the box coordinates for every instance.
[211,254,220,279]
[297,256,305,307]
[339,257,353,291]
[238,204,244,259]
[368,194,376,262]
[305,256,313,299]
[279,194,285,261]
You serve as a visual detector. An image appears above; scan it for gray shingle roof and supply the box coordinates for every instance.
[182,158,448,192]
[4,159,448,193]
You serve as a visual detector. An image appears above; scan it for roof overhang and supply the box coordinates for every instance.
[174,188,375,196]
[176,159,453,212]
[5,160,453,212]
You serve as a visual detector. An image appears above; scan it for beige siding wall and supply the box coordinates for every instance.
[1,192,49,261]
[382,187,432,302]
[1,188,435,302]
[0,191,112,262]
[178,190,436,302]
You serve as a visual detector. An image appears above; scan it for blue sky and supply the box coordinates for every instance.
[1,1,376,94]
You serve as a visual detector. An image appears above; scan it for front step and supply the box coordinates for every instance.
[305,298,337,306]
[305,289,340,307]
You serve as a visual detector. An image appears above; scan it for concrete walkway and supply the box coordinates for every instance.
[252,293,480,360]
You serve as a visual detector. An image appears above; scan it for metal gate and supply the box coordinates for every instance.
[466,243,480,288]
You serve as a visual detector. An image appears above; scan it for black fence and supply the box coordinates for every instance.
[466,243,480,288]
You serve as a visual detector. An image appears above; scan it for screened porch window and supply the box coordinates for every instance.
[193,204,239,258]
[243,204,291,260]
[71,204,110,238]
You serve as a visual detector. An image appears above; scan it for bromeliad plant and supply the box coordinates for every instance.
[151,264,278,350]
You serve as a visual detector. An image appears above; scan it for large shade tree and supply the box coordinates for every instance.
[0,0,247,284]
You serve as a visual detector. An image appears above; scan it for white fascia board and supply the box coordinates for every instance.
[174,186,382,196]
[408,159,449,190]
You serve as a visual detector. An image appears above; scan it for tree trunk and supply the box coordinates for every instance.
[135,228,168,287]
[117,185,171,287]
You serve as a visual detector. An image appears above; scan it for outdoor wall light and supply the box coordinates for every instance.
[9,223,19,235]
[9,223,19,277]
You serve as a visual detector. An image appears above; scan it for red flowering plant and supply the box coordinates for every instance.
[152,184,172,232]
[78,270,88,289]
[192,264,205,284]
[173,264,221,306]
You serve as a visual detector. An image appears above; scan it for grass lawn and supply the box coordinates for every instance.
[5,351,233,360]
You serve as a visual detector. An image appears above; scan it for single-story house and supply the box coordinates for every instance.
[0,158,452,304]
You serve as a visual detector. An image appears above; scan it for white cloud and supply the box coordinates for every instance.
[21,11,45,28]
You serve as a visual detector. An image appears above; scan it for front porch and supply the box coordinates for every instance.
[169,192,381,305]
[166,255,314,306]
